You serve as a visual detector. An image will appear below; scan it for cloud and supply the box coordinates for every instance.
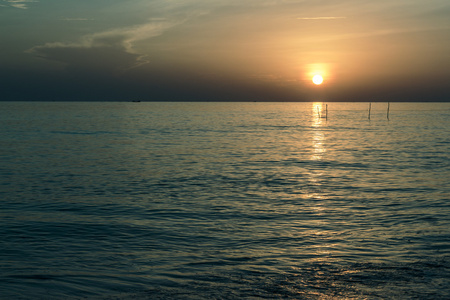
[59,17,93,22]
[2,0,37,9]
[27,19,181,72]
[297,16,347,20]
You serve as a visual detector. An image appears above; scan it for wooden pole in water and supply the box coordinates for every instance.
[387,102,390,120]
[317,106,320,118]
[368,102,371,120]
[325,104,328,120]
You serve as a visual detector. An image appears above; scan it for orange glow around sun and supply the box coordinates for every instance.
[305,63,331,86]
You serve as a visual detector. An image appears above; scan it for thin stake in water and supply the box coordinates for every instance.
[317,104,328,119]
[368,102,372,120]
[387,102,390,120]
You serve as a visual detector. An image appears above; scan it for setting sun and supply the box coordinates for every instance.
[312,75,323,85]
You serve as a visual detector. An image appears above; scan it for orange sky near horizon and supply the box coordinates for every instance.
[1,0,449,101]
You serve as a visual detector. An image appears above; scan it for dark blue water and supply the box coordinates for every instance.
[1,102,449,299]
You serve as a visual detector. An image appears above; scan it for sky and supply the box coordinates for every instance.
[1,0,450,101]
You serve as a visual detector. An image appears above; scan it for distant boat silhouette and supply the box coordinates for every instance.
[132,100,141,102]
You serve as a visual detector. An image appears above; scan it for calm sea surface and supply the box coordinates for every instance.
[1,102,449,299]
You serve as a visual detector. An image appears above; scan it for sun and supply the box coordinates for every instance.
[312,74,323,85]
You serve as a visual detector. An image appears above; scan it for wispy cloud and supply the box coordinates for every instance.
[59,17,93,22]
[27,18,185,72]
[297,16,347,20]
[2,0,37,9]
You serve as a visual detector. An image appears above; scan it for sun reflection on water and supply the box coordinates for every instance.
[311,102,326,161]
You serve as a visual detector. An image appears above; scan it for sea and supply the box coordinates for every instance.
[0,101,449,299]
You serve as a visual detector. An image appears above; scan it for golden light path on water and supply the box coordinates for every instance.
[305,102,338,263]
[311,102,326,161]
